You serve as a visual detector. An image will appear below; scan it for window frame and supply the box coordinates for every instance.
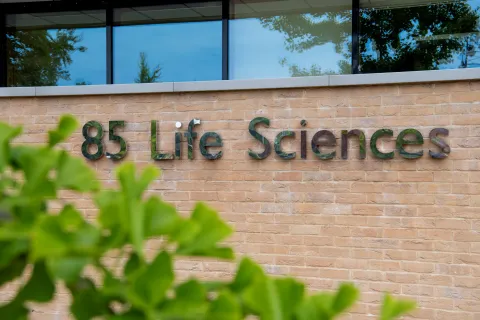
[2,0,475,87]
[0,0,229,86]
[2,1,110,86]
[112,3,224,84]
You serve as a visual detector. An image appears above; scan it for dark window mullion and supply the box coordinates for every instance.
[352,0,360,74]
[106,5,113,84]
[0,10,6,87]
[222,0,230,80]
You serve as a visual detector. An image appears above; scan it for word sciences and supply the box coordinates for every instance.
[81,118,451,161]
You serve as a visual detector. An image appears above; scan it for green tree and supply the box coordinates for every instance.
[279,58,343,77]
[135,52,162,83]
[75,80,92,86]
[259,2,479,75]
[453,13,480,68]
[360,2,479,73]
[7,29,86,86]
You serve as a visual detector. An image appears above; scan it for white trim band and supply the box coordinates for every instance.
[0,68,478,97]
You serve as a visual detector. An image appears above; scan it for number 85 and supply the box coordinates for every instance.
[81,121,127,161]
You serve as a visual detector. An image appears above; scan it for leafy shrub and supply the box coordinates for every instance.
[0,115,416,319]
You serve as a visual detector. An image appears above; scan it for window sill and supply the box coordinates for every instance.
[0,68,479,98]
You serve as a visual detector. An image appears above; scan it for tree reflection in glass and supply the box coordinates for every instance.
[230,1,352,79]
[360,0,480,73]
[244,0,480,76]
[6,11,106,87]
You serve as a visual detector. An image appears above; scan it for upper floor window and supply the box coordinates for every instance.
[229,0,353,79]
[1,0,479,87]
[6,10,107,86]
[359,0,480,73]
[113,2,223,84]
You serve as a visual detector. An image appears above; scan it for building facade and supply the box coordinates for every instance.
[1,0,480,319]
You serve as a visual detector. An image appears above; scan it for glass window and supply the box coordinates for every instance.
[229,0,352,79]
[113,2,222,84]
[6,10,106,87]
[359,0,480,73]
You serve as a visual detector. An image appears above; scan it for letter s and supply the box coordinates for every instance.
[248,117,271,160]
[429,128,450,159]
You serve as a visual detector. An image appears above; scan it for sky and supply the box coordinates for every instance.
[113,22,222,84]
[56,28,106,86]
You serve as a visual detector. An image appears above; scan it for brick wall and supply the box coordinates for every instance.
[1,80,480,319]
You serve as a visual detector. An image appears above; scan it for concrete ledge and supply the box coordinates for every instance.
[0,86,36,97]
[35,82,174,96]
[0,68,478,97]
[174,76,330,92]
[329,68,480,86]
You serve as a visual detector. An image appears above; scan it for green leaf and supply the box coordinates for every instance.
[206,291,242,320]
[332,283,359,315]
[0,175,17,194]
[116,163,146,256]
[0,255,27,287]
[275,278,306,317]
[117,162,140,198]
[103,272,128,301]
[0,196,47,226]
[296,294,333,320]
[295,284,359,320]
[68,278,110,320]
[99,226,127,251]
[176,279,206,302]
[144,197,182,237]
[230,257,265,293]
[201,280,228,292]
[58,205,84,230]
[380,294,416,320]
[32,215,70,260]
[32,213,100,261]
[243,276,305,320]
[124,252,143,277]
[0,222,31,242]
[71,223,101,252]
[96,190,123,228]
[12,146,59,198]
[157,280,208,320]
[189,202,233,247]
[127,251,174,309]
[176,203,234,259]
[0,300,28,320]
[137,166,160,196]
[107,310,144,320]
[97,165,171,256]
[48,114,78,147]
[0,123,22,171]
[0,239,29,269]
[47,256,91,284]
[57,151,99,192]
[169,219,200,244]
[17,261,55,303]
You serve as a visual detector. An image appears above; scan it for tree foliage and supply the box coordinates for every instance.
[279,58,349,77]
[259,9,352,76]
[7,29,86,86]
[0,115,415,319]
[360,2,480,72]
[135,52,162,83]
[259,2,480,76]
